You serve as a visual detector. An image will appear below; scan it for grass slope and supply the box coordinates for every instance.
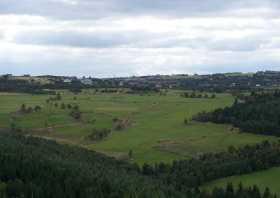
[0,90,275,164]
[203,167,280,196]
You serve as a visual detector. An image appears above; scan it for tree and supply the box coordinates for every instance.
[67,104,72,109]
[228,145,237,154]
[142,163,154,175]
[194,91,280,136]
[34,105,42,112]
[115,123,124,131]
[20,104,26,113]
[61,103,66,109]
[190,92,196,98]
[56,93,62,100]
[183,92,189,98]
[225,183,234,198]
[184,118,190,125]
[26,107,33,113]
[73,105,79,111]
[71,88,82,95]
[263,187,272,198]
[252,185,261,198]
[10,122,16,132]
[70,110,81,120]
[128,150,133,159]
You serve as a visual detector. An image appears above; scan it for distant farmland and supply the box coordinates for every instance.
[0,89,275,164]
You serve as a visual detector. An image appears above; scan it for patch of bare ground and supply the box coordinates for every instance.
[0,92,28,96]
[94,149,129,160]
[113,117,134,130]
[154,137,208,157]
[228,126,240,134]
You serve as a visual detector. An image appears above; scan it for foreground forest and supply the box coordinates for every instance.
[0,134,277,198]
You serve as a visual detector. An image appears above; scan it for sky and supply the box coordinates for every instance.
[1,0,280,77]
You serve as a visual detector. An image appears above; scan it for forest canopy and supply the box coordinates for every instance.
[193,91,280,136]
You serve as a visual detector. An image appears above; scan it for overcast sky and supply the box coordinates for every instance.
[1,0,280,77]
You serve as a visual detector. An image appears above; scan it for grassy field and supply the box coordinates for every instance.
[203,167,280,196]
[0,90,275,164]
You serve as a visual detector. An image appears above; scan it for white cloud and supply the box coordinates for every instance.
[0,0,280,76]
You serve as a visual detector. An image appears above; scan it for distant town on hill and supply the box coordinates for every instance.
[1,70,280,94]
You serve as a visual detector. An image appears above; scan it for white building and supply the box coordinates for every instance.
[63,79,72,83]
[81,78,93,85]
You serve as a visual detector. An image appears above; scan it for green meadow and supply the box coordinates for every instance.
[203,167,280,196]
[0,90,275,164]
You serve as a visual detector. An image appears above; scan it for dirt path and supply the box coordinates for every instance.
[33,122,82,131]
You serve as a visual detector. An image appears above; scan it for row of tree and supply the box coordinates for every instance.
[45,95,82,120]
[201,183,276,198]
[141,140,280,191]
[0,77,56,94]
[181,92,216,99]
[19,104,42,114]
[87,128,111,141]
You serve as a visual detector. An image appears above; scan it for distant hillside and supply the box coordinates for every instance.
[1,70,280,93]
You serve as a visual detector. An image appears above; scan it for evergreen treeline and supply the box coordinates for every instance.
[0,77,85,94]
[0,134,277,197]
[193,91,280,136]
[0,134,179,198]
[142,140,280,191]
[201,183,276,198]
[0,78,54,94]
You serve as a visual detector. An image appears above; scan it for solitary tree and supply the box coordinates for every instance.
[128,150,133,159]
[184,118,190,125]
[34,105,42,112]
[190,92,196,98]
[184,92,189,98]
[10,122,16,132]
[26,107,33,113]
[20,104,26,113]
[56,93,62,100]
[61,103,66,109]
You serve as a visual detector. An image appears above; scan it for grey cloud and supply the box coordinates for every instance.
[14,29,272,52]
[2,35,280,77]
[207,37,268,51]
[1,0,280,77]
[15,30,162,48]
[0,0,280,20]
[1,46,280,77]
[0,47,140,77]
[129,36,270,52]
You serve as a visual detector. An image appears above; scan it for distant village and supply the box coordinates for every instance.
[1,70,280,93]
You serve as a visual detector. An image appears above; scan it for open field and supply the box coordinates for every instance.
[203,167,280,196]
[0,90,276,164]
